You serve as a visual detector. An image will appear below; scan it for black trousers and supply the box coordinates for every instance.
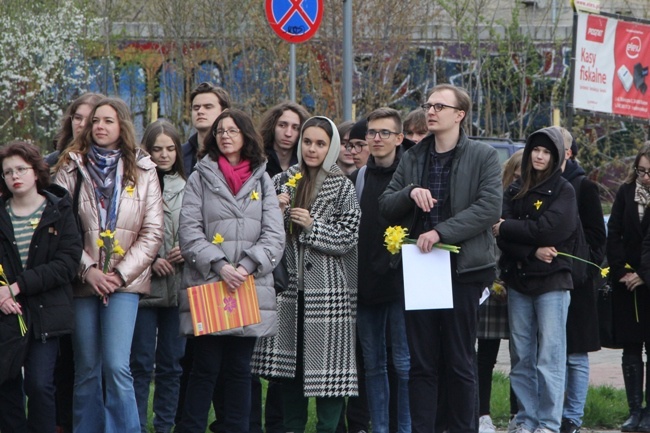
[476,338,518,417]
[405,281,484,433]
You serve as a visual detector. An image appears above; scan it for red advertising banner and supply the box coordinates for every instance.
[574,12,650,119]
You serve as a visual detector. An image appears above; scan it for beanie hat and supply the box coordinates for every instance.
[348,118,368,141]
[530,134,558,163]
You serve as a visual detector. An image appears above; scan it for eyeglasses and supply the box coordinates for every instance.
[366,129,400,140]
[344,142,368,153]
[213,128,241,138]
[2,166,33,179]
[71,114,86,125]
[421,103,462,112]
[636,168,650,178]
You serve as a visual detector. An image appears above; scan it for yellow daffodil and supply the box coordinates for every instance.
[625,263,634,270]
[556,251,609,278]
[534,200,543,210]
[96,238,104,248]
[491,280,506,296]
[294,172,303,181]
[113,245,125,256]
[0,265,26,335]
[125,185,135,197]
[250,190,260,200]
[285,178,297,188]
[100,229,115,239]
[212,233,225,245]
[383,225,461,255]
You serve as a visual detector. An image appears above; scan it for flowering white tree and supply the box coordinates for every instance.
[0,1,97,146]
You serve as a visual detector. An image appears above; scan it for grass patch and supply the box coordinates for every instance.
[146,372,628,432]
[489,371,628,430]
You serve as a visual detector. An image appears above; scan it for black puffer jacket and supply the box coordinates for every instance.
[497,127,577,296]
[0,184,82,341]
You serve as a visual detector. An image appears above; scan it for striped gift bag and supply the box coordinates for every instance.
[187,275,261,336]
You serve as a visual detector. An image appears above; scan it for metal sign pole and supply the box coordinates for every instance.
[342,0,352,121]
[290,44,296,102]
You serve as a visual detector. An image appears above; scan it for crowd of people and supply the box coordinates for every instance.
[0,81,647,433]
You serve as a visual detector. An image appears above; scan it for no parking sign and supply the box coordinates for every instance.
[265,0,324,43]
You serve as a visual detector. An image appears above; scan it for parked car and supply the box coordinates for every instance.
[472,137,525,164]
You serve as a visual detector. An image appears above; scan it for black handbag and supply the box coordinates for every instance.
[272,252,289,294]
[597,281,622,349]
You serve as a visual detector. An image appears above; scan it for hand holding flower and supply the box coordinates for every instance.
[166,246,184,265]
[290,208,313,229]
[152,257,174,277]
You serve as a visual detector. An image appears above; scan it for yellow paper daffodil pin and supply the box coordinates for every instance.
[250,190,260,200]
[534,200,543,210]
[125,185,135,197]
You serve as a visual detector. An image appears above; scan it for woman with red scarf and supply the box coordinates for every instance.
[175,109,285,433]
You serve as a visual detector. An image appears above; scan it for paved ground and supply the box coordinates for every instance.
[495,343,624,389]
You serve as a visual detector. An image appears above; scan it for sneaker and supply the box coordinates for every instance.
[479,415,497,433]
[560,419,581,433]
[508,417,518,433]
[514,424,533,433]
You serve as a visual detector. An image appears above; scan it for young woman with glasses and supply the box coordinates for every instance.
[175,109,285,433]
[0,142,82,432]
[607,143,650,432]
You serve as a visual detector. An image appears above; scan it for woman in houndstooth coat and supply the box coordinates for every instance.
[252,116,361,433]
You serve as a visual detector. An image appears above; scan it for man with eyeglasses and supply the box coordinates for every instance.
[379,84,502,433]
[351,107,411,433]
[181,82,231,175]
[348,118,371,169]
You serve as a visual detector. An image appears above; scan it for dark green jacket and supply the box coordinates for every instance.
[378,130,502,277]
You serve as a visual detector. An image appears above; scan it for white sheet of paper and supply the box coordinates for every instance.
[402,244,454,310]
[479,287,490,305]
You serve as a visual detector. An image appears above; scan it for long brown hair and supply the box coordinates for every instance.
[54,93,104,152]
[55,97,140,185]
[293,117,335,211]
[514,148,556,199]
[141,119,186,180]
[259,102,310,151]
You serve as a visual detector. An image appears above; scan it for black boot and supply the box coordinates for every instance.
[637,363,650,432]
[622,359,644,432]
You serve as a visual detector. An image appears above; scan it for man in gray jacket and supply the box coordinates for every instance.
[379,84,502,433]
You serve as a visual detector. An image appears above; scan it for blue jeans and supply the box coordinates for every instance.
[73,293,140,433]
[357,301,411,433]
[563,352,589,426]
[131,306,185,433]
[176,335,257,433]
[509,289,570,433]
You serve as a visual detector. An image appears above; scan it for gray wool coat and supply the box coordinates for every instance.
[178,156,285,337]
[251,163,361,398]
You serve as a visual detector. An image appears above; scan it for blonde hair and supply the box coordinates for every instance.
[502,149,523,189]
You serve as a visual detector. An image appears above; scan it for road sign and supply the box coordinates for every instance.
[265,0,323,44]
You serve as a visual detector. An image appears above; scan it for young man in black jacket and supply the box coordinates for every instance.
[181,82,230,175]
[353,107,410,433]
